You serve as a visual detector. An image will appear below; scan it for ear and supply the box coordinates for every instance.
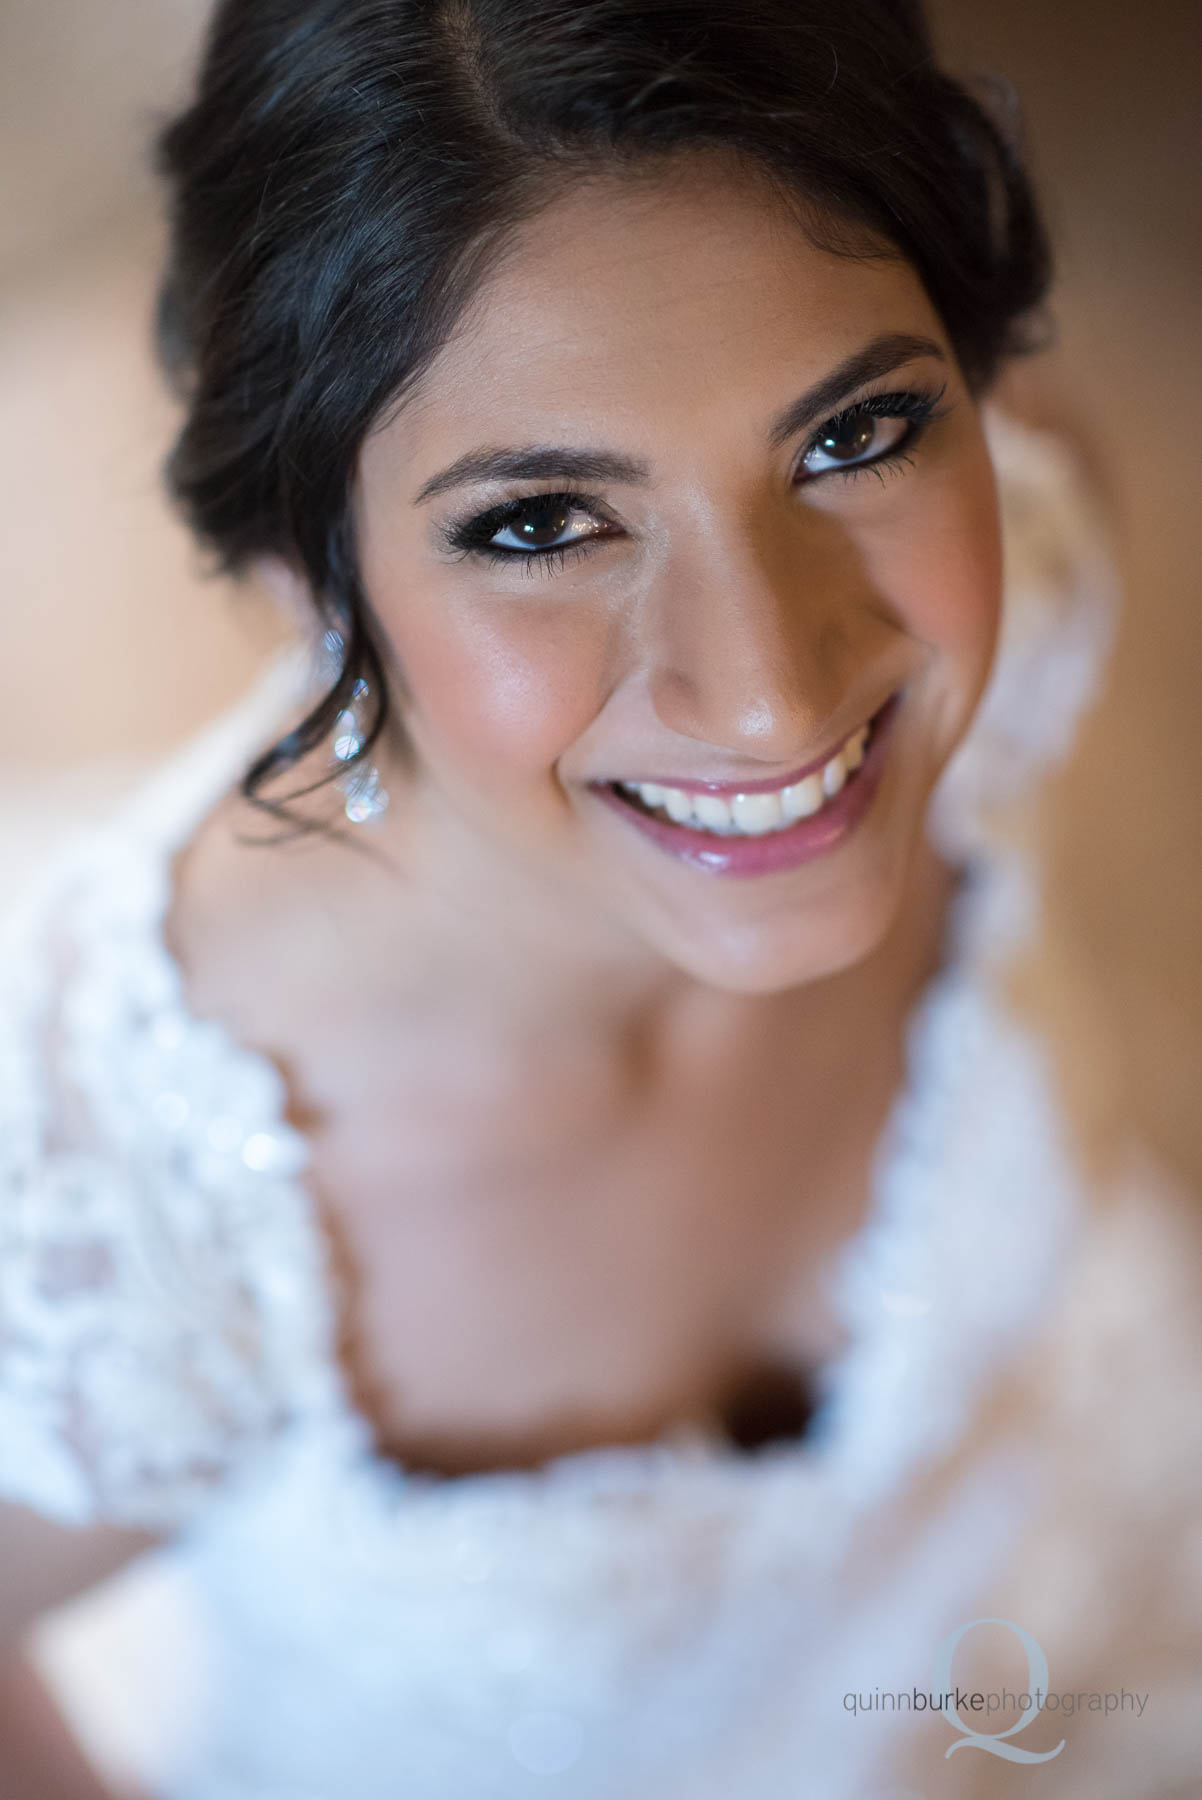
[254,554,313,632]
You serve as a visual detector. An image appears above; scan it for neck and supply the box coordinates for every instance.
[321,763,963,1091]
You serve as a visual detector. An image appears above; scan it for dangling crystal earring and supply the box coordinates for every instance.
[321,628,390,824]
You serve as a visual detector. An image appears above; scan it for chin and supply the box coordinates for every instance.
[640,851,910,998]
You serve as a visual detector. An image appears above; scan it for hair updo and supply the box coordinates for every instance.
[155,0,1053,841]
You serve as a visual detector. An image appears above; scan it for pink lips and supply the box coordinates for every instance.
[588,690,900,878]
[605,693,897,797]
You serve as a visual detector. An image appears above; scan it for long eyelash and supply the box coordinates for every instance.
[442,489,604,572]
[800,384,951,484]
[477,538,590,579]
[442,383,952,571]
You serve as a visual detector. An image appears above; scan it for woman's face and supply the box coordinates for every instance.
[354,156,1002,994]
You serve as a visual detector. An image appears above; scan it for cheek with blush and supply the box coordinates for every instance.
[897,514,1001,664]
[372,593,611,801]
[870,451,1003,719]
[929,437,1005,661]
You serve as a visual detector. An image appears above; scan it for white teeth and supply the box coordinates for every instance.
[821,751,847,797]
[619,714,876,837]
[781,772,824,821]
[692,793,734,832]
[730,791,783,835]
[844,727,868,773]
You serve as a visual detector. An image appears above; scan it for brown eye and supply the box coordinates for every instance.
[498,498,576,550]
[801,411,909,478]
[818,416,876,462]
[443,486,618,570]
[487,496,606,554]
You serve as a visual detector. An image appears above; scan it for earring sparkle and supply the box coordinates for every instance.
[322,628,390,824]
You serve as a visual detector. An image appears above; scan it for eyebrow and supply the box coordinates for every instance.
[411,329,947,504]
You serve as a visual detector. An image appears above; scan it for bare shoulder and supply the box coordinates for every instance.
[0,1501,162,1651]
[162,779,445,1160]
[165,783,376,1035]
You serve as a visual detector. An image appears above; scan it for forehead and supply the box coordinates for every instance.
[383,156,940,459]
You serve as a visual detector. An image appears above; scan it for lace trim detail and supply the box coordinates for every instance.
[0,650,338,1528]
[0,414,1118,1529]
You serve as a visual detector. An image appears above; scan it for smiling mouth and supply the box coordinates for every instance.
[605,700,891,839]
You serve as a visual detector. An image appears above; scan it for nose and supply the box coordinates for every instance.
[642,511,881,768]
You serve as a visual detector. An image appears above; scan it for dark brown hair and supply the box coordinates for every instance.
[155,0,1053,843]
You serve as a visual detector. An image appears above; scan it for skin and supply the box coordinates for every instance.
[172,149,1005,1468]
[0,156,1013,1777]
[336,151,1001,1051]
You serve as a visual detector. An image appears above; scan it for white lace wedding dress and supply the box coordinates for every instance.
[3,413,1201,1800]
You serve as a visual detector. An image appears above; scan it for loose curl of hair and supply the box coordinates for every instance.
[155,0,1054,848]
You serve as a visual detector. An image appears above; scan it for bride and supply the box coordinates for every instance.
[3,1,1200,1795]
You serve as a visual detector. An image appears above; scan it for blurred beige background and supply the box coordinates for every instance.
[0,0,1199,1190]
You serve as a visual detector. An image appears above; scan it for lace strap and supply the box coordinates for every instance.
[0,646,341,1529]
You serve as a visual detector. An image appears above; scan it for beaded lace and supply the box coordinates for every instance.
[0,410,1125,1798]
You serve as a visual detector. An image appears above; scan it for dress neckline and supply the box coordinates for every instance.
[49,637,1043,1514]
[20,407,1116,1521]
